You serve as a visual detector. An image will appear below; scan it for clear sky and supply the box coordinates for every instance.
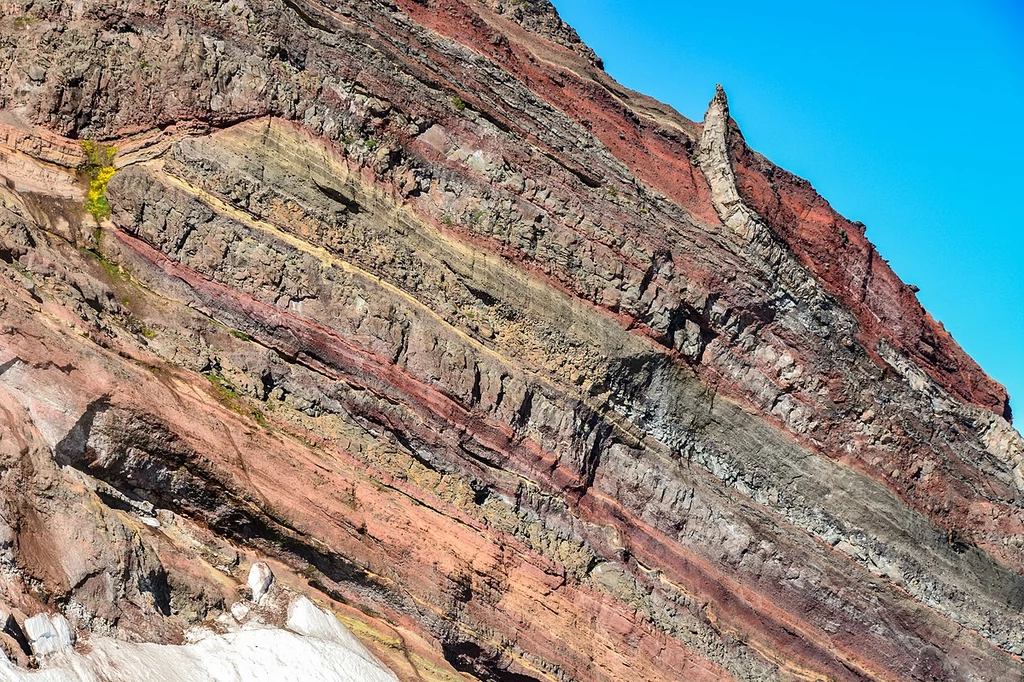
[551,0,1023,422]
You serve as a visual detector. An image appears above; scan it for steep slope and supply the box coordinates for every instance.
[0,1,1022,681]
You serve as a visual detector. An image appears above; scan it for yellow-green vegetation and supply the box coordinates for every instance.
[99,252,128,281]
[83,245,131,284]
[228,328,255,342]
[451,96,467,112]
[205,372,245,409]
[81,140,117,221]
[204,372,269,427]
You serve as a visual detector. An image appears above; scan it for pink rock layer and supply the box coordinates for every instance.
[0,1,1021,681]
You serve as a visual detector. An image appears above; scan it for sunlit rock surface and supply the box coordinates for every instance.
[0,0,1022,680]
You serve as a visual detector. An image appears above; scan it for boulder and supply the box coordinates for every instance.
[247,562,274,604]
[23,613,74,656]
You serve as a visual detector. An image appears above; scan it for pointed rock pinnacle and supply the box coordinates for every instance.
[710,84,729,118]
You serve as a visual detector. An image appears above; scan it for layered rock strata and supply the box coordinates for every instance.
[0,1,1021,681]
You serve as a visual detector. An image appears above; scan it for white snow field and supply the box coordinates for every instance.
[0,596,399,682]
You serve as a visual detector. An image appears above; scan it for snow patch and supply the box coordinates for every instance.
[0,602,398,682]
[286,597,377,666]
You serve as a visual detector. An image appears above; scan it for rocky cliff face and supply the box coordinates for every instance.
[0,1,1022,680]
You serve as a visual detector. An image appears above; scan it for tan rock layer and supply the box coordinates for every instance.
[0,1,1022,681]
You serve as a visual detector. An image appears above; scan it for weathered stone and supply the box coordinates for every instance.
[248,562,274,604]
[0,1,1020,681]
[23,614,74,656]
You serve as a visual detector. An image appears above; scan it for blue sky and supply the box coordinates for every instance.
[551,0,1023,421]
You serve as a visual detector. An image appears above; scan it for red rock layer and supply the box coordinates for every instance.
[393,0,1010,424]
[393,0,722,227]
[727,128,1011,420]
[0,1,1022,682]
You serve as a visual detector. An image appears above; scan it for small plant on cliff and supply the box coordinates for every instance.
[204,372,269,427]
[228,328,254,342]
[81,140,117,222]
[451,96,467,112]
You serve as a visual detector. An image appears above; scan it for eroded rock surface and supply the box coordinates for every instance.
[0,1,1021,681]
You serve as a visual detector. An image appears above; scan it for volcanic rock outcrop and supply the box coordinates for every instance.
[0,1,1022,680]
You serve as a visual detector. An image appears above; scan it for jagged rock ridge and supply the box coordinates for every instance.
[0,1,1022,680]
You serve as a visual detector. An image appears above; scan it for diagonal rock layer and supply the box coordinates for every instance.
[0,1,1021,681]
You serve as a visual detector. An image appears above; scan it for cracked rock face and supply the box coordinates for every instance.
[0,1,1022,681]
